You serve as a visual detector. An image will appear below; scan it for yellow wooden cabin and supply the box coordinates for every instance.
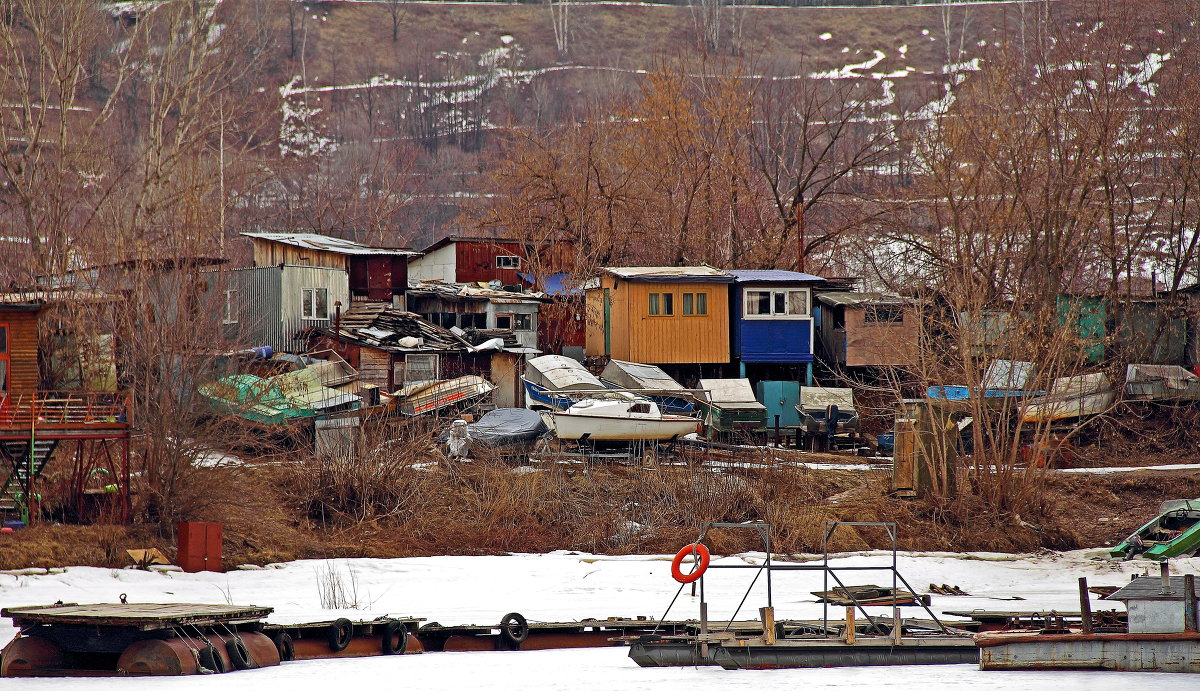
[585,266,733,365]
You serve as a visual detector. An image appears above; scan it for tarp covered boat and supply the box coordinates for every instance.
[600,359,695,415]
[437,408,549,453]
[696,379,766,435]
[522,355,605,411]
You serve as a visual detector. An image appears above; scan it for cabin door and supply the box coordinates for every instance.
[0,323,8,391]
[603,289,611,356]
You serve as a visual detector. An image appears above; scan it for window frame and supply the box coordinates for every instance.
[495,255,522,269]
[513,313,534,331]
[222,289,239,325]
[682,291,708,316]
[742,287,811,320]
[864,304,905,324]
[648,292,674,317]
[301,287,330,320]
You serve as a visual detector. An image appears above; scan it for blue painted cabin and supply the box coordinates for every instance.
[729,270,822,374]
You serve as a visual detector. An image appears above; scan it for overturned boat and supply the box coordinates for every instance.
[1110,498,1200,561]
[394,375,494,416]
[600,359,696,415]
[522,355,604,410]
[544,398,698,442]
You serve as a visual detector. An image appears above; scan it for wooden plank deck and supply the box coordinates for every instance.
[2,603,273,630]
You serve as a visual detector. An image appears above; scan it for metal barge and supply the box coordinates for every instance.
[977,570,1200,673]
[630,521,978,670]
[1,602,279,676]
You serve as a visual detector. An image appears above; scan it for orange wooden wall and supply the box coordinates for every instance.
[586,276,729,364]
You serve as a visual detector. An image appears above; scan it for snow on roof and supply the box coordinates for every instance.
[602,266,734,283]
[817,292,911,307]
[242,232,417,257]
[729,270,824,283]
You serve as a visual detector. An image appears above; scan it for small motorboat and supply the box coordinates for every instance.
[1110,498,1200,561]
[544,398,698,441]
[394,375,495,416]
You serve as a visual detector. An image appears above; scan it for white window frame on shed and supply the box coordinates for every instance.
[496,255,521,269]
[398,353,439,385]
[222,289,239,325]
[743,288,810,320]
[302,287,330,320]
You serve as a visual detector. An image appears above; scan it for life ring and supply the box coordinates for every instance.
[381,620,408,655]
[670,543,710,584]
[226,636,254,670]
[328,618,354,652]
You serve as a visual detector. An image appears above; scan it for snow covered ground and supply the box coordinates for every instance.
[3,548,1197,689]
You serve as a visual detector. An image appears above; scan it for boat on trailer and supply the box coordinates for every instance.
[544,398,698,442]
[629,521,978,670]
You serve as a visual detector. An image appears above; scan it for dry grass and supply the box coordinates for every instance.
[6,439,1200,571]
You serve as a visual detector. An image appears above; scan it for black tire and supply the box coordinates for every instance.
[198,641,226,674]
[271,631,295,662]
[498,612,529,648]
[381,620,408,655]
[328,618,354,652]
[226,636,254,670]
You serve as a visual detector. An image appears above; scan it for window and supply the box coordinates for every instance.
[495,314,513,330]
[682,292,708,316]
[865,305,904,323]
[401,353,439,384]
[513,313,533,331]
[743,288,810,319]
[648,292,674,316]
[496,255,521,269]
[222,290,239,325]
[459,313,486,329]
[302,287,329,320]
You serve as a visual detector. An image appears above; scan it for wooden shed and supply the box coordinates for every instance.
[585,266,733,365]
[242,232,415,303]
[0,301,40,392]
[815,292,917,368]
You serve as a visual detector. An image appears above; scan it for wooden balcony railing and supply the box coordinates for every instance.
[0,391,131,428]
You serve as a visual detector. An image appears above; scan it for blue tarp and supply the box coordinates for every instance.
[519,272,583,296]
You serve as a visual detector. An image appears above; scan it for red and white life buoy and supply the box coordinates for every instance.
[670,543,711,583]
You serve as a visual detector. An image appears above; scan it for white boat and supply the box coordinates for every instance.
[1021,372,1115,423]
[544,398,699,441]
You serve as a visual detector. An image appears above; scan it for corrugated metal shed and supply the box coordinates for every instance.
[602,266,734,283]
[817,292,911,306]
[242,232,417,256]
[729,270,824,283]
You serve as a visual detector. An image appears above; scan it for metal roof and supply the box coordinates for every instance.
[241,232,417,256]
[816,292,912,307]
[1105,576,1200,602]
[0,289,116,305]
[729,270,824,283]
[602,266,734,283]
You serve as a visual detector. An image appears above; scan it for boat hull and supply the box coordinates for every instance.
[977,631,1200,672]
[547,412,697,441]
[630,637,978,669]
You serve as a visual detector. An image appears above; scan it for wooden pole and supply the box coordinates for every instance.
[1078,577,1093,634]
